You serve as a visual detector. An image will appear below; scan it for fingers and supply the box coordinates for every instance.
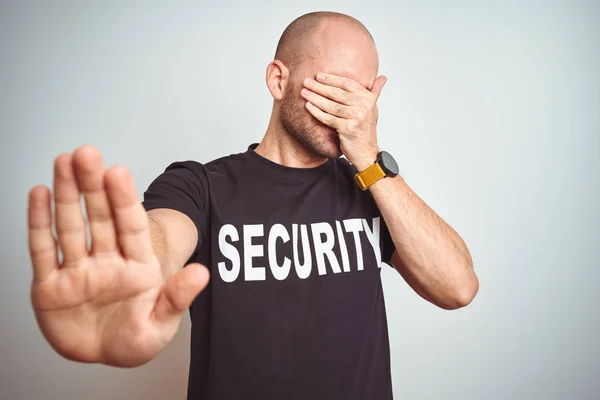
[104,165,154,263]
[72,146,117,255]
[305,101,343,130]
[315,72,369,96]
[54,154,88,266]
[300,88,353,119]
[308,73,387,101]
[152,263,210,322]
[28,186,59,282]
[303,78,358,106]
[370,75,388,99]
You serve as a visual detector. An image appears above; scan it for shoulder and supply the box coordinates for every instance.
[203,151,249,173]
[160,150,248,179]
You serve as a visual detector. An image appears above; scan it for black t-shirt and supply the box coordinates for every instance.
[143,144,395,400]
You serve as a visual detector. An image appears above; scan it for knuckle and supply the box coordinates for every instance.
[361,98,373,109]
[56,218,86,234]
[332,87,344,97]
[88,204,112,222]
[330,103,343,115]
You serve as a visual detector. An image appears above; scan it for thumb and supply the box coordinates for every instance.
[371,75,388,99]
[152,263,210,322]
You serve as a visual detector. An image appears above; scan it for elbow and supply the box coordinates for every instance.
[441,272,479,310]
[455,279,479,309]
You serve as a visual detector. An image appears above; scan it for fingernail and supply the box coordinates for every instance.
[301,88,310,96]
[304,78,314,86]
[317,73,326,81]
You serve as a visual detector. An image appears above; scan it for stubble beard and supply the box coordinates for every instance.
[278,87,342,159]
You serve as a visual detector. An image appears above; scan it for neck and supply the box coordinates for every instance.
[254,111,328,169]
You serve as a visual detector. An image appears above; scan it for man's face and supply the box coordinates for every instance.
[278,27,379,159]
[279,70,342,159]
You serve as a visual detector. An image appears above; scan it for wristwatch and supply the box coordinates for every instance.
[354,151,399,190]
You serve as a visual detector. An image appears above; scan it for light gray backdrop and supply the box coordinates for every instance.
[1,1,598,399]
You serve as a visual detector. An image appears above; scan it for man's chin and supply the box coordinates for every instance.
[286,121,342,158]
[317,142,343,159]
[311,125,339,154]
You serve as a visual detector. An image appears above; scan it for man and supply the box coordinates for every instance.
[27,11,478,400]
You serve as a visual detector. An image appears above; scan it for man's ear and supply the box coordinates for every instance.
[266,60,290,101]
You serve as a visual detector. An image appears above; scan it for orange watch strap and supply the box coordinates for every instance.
[354,162,386,190]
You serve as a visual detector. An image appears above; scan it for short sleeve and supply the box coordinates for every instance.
[380,217,396,266]
[142,161,209,245]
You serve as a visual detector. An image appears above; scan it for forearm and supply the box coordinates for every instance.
[368,175,478,309]
[298,70,478,308]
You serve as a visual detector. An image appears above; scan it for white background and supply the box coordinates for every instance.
[1,0,598,399]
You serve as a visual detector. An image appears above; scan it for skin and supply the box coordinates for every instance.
[257,17,479,310]
[28,152,206,367]
[27,12,478,368]
[256,16,383,168]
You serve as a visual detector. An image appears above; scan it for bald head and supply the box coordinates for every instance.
[267,12,380,160]
[274,12,377,71]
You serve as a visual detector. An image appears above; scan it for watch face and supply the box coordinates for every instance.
[378,151,399,177]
